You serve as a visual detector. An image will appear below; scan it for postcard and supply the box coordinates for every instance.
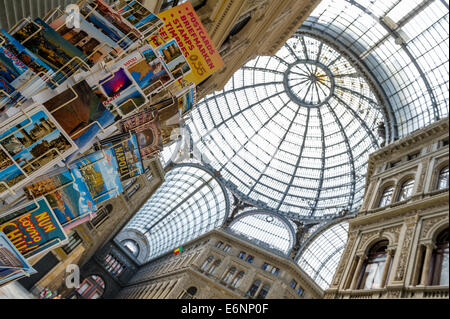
[99,132,143,181]
[43,80,115,155]
[129,45,173,94]
[0,43,47,102]
[117,0,164,37]
[70,149,124,205]
[11,18,90,78]
[0,29,58,86]
[0,75,23,113]
[50,14,123,64]
[92,0,141,40]
[157,39,192,81]
[0,148,25,196]
[0,232,34,270]
[119,109,163,160]
[0,106,77,197]
[24,168,97,231]
[100,67,147,116]
[0,197,68,259]
[177,85,196,116]
[80,3,135,50]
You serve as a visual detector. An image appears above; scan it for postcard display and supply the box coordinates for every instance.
[0,0,222,285]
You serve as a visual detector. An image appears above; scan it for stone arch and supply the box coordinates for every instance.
[358,234,394,256]
[431,159,449,191]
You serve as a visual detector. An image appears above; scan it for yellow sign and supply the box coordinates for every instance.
[148,2,224,85]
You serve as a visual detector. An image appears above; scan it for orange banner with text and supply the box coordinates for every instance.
[148,2,224,85]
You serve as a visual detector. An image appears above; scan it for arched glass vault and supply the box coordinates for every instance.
[120,164,230,262]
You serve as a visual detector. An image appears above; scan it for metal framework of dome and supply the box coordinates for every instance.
[188,31,384,219]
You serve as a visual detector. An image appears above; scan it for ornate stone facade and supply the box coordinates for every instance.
[324,118,449,299]
[115,229,323,299]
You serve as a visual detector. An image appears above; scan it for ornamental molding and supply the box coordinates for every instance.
[394,219,416,281]
[420,214,449,240]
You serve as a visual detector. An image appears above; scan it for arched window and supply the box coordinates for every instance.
[180,286,198,299]
[76,275,105,299]
[256,284,271,299]
[222,267,236,283]
[430,229,449,286]
[247,280,261,297]
[378,186,394,207]
[397,179,414,201]
[121,239,139,257]
[207,259,221,275]
[358,240,390,289]
[201,256,213,271]
[231,271,244,288]
[437,166,449,190]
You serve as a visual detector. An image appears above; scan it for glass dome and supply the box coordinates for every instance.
[188,33,384,218]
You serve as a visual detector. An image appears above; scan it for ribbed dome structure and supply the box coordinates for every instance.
[188,33,384,218]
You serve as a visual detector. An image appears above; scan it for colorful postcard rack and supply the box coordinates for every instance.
[0,106,77,198]
[0,197,68,259]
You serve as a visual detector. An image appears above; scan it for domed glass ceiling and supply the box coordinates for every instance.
[187,33,384,218]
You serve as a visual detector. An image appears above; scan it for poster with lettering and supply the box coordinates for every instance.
[0,197,68,259]
[23,168,97,231]
[147,1,224,85]
[69,149,124,205]
[98,132,144,182]
[0,232,36,287]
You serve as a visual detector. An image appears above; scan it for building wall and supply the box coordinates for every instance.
[325,118,449,299]
[115,229,324,299]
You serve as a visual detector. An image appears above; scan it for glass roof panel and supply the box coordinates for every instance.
[297,221,349,290]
